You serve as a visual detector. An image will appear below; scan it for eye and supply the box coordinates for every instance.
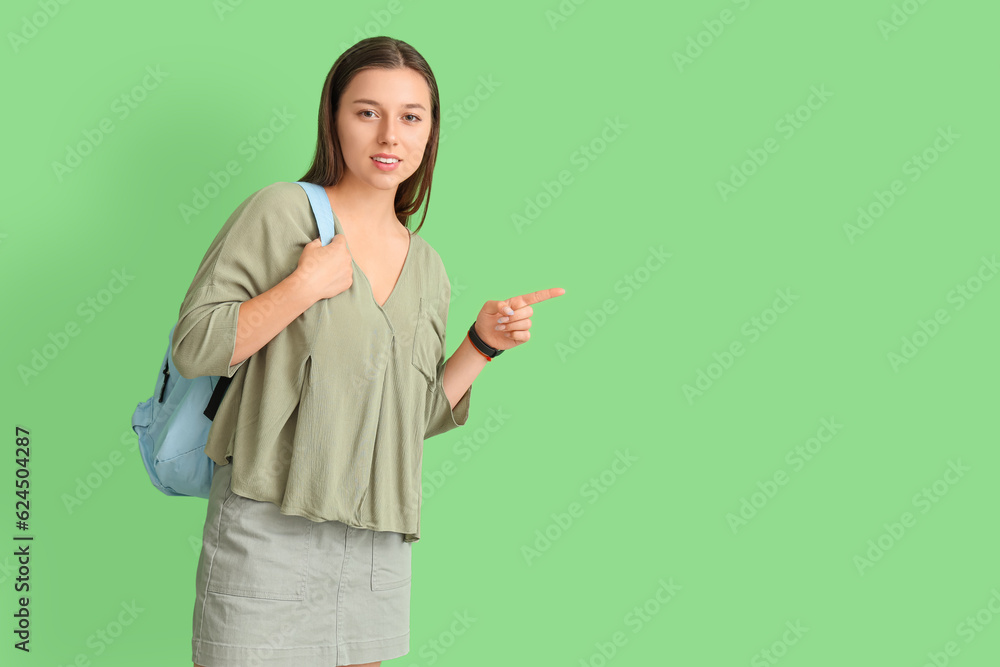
[358,109,421,122]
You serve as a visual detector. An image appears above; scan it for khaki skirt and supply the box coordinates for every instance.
[192,461,411,666]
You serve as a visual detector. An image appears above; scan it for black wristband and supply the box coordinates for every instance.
[468,322,504,359]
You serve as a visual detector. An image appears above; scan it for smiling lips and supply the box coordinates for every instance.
[371,154,401,170]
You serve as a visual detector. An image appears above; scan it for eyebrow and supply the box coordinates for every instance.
[351,98,427,111]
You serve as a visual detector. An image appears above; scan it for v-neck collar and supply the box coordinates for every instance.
[331,208,413,311]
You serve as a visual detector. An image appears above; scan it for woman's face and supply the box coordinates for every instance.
[334,67,433,193]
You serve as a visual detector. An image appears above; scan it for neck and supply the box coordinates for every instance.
[326,175,399,230]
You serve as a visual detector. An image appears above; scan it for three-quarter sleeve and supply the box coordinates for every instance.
[424,358,472,439]
[171,184,303,379]
[172,285,245,379]
[423,278,472,439]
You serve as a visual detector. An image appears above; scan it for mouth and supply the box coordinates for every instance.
[371,155,401,171]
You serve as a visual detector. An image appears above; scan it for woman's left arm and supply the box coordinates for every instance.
[441,336,489,409]
[442,287,567,409]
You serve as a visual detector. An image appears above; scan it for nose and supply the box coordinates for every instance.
[377,118,397,146]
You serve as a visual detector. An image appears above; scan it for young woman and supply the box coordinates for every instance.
[176,37,565,667]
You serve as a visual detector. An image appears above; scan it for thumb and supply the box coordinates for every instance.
[492,299,513,316]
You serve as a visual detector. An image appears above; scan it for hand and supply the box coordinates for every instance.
[474,288,567,352]
[293,235,353,303]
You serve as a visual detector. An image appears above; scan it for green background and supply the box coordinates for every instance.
[3,0,998,664]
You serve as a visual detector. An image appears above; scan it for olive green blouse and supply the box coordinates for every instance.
[171,181,472,542]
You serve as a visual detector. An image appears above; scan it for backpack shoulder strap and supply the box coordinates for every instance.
[295,181,336,245]
[203,375,233,421]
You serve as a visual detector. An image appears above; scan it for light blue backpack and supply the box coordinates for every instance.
[131,181,337,498]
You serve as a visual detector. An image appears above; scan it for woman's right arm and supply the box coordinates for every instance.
[229,271,317,367]
[230,235,352,367]
[172,185,353,380]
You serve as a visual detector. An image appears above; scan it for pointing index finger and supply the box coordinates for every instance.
[510,288,567,308]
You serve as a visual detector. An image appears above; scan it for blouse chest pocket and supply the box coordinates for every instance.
[411,297,444,386]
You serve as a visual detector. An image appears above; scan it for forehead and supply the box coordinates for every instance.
[343,68,431,108]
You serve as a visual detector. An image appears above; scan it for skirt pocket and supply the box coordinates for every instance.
[206,488,314,601]
[371,530,412,591]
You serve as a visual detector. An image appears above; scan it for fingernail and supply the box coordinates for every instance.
[504,307,514,315]
[495,324,505,330]
[498,316,508,323]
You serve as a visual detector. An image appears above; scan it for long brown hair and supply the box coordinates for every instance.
[299,36,440,234]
